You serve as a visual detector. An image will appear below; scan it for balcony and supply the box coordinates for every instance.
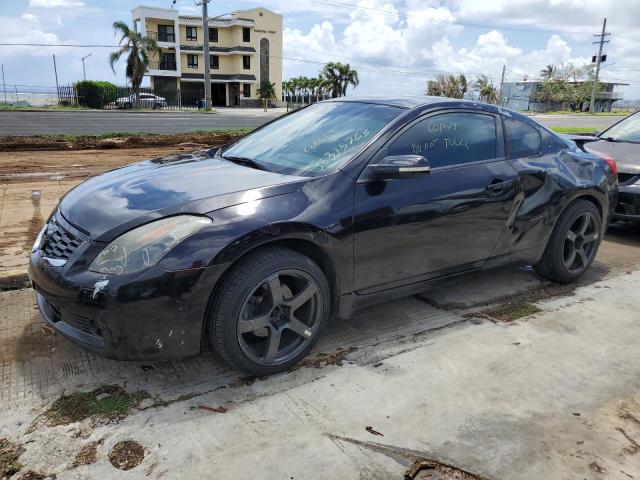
[147,31,176,43]
[150,60,177,71]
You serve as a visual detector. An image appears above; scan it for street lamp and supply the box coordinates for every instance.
[81,53,93,81]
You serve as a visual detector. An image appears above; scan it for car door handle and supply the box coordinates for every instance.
[486,179,515,193]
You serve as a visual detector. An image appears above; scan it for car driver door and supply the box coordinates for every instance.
[353,110,519,293]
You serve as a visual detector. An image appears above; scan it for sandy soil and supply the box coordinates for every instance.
[0,147,186,277]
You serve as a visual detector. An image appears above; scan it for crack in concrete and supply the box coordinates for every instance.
[616,427,640,455]
[326,433,491,480]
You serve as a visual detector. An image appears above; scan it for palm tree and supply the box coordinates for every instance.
[321,62,359,97]
[258,81,276,111]
[338,63,359,96]
[540,64,555,79]
[109,20,161,107]
[282,80,293,103]
[473,75,498,104]
[426,74,468,99]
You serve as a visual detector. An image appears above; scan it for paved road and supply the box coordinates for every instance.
[0,109,628,136]
[0,109,284,136]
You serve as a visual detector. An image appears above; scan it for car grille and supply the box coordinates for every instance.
[40,215,84,260]
[618,173,640,186]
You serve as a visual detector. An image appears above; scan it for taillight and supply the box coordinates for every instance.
[590,149,618,176]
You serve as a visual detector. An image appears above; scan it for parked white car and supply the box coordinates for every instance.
[115,93,167,109]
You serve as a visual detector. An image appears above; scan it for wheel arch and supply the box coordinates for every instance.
[200,236,342,352]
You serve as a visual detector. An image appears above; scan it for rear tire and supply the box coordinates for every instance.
[534,199,602,283]
[209,247,330,376]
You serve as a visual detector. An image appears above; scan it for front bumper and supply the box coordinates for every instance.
[29,249,230,360]
[613,184,640,222]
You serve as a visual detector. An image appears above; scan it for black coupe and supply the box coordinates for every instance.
[29,97,617,375]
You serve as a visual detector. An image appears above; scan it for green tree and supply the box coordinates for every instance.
[109,20,161,107]
[321,62,359,97]
[258,81,276,100]
[540,64,555,79]
[426,74,468,99]
[473,75,498,104]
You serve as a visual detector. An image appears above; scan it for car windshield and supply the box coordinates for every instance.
[601,112,640,142]
[221,101,403,177]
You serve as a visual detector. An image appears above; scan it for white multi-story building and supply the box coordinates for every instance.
[131,5,283,107]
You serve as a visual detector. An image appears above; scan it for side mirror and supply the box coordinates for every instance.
[367,155,431,180]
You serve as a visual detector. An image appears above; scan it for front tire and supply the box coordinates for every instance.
[209,247,330,375]
[534,199,602,283]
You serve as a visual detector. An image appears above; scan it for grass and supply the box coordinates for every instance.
[483,302,541,322]
[0,104,90,112]
[45,385,148,426]
[538,109,633,116]
[549,126,600,134]
[20,129,251,141]
[0,438,25,477]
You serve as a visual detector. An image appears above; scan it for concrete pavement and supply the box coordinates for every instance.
[1,223,639,478]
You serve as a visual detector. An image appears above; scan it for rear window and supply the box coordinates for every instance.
[504,117,541,158]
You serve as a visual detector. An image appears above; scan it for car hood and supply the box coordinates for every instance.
[59,150,307,242]
[586,140,640,174]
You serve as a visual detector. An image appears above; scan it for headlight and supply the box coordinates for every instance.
[32,223,47,253]
[89,215,211,275]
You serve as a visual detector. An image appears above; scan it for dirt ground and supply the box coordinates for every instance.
[0,147,198,279]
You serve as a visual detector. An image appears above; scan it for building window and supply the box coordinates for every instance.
[186,26,197,41]
[210,55,219,69]
[242,55,251,70]
[157,24,175,43]
[160,52,176,70]
[187,54,198,68]
[243,27,251,42]
[243,84,251,97]
[209,27,218,43]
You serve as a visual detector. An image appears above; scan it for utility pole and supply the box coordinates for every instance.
[498,64,506,106]
[589,18,609,113]
[1,65,6,105]
[196,0,212,110]
[52,54,60,103]
[81,53,93,81]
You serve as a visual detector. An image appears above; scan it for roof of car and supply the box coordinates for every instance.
[326,95,504,112]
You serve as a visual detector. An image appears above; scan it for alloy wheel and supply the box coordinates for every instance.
[237,269,323,366]
[563,211,599,273]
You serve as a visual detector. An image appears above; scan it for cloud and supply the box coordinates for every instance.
[28,0,85,7]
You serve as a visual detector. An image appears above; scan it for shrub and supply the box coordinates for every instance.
[75,80,119,109]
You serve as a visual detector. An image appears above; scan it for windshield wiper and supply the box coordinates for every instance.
[221,155,268,171]
[603,137,640,144]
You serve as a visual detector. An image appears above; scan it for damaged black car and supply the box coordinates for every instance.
[29,97,618,375]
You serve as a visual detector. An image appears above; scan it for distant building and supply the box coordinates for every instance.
[501,80,627,112]
[131,5,283,107]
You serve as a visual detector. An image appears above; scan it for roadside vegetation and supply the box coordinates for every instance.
[549,126,600,134]
[0,437,25,477]
[44,385,149,426]
[0,129,249,152]
[282,62,360,104]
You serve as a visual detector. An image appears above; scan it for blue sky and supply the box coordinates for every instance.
[2,0,640,100]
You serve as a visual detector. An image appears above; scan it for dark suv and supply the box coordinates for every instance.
[29,97,618,375]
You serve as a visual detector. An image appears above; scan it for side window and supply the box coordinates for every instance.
[387,112,497,168]
[504,117,541,158]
